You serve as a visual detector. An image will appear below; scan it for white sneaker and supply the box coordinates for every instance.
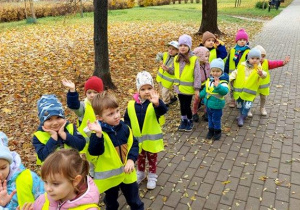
[247,110,253,117]
[261,107,267,116]
[147,173,157,190]
[137,171,146,184]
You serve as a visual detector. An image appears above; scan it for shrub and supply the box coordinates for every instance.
[138,0,171,7]
[255,1,268,9]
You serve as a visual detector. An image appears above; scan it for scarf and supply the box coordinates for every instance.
[233,45,250,61]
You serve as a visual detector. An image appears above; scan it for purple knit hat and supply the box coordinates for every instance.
[178,34,192,49]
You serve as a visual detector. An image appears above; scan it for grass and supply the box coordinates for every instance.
[0,0,292,31]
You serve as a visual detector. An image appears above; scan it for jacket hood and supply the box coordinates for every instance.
[100,120,126,134]
[219,73,229,82]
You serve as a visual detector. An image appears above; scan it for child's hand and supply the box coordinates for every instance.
[87,120,102,137]
[42,126,58,141]
[62,79,76,92]
[149,91,160,107]
[17,203,33,210]
[283,56,290,65]
[215,39,220,46]
[124,159,134,174]
[0,179,16,206]
[58,120,67,140]
[161,64,168,71]
[257,69,263,77]
[214,77,220,87]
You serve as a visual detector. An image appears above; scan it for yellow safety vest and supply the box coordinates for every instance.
[42,193,100,210]
[209,48,217,63]
[233,65,262,102]
[174,55,197,94]
[156,52,176,89]
[93,129,137,193]
[258,59,270,96]
[127,100,164,154]
[205,79,227,100]
[229,48,250,74]
[16,169,34,208]
[34,124,73,165]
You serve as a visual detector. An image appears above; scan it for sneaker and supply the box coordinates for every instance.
[178,119,187,131]
[185,120,194,132]
[260,107,267,116]
[229,100,236,108]
[169,96,178,104]
[213,129,222,140]
[202,113,208,122]
[192,113,199,122]
[147,173,157,190]
[137,171,146,184]
[206,128,214,139]
[247,110,253,117]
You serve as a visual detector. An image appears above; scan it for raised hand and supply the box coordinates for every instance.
[17,203,33,210]
[283,55,290,65]
[42,126,58,141]
[62,79,76,92]
[149,91,160,107]
[0,179,16,207]
[257,69,263,77]
[124,159,134,174]
[214,77,220,87]
[87,120,102,137]
[58,120,67,140]
[161,64,169,71]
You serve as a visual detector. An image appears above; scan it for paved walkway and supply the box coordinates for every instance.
[119,1,300,209]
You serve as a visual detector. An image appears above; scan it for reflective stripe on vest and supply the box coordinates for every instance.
[258,59,270,96]
[34,124,73,165]
[16,169,34,208]
[156,52,175,88]
[205,79,226,100]
[42,193,100,210]
[93,128,137,193]
[127,100,164,153]
[174,55,197,94]
[229,48,250,74]
[233,65,261,102]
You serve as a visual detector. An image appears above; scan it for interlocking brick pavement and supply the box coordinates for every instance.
[116,1,300,209]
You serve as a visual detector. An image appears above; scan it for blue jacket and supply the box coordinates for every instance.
[200,73,229,109]
[32,122,86,162]
[224,47,250,74]
[199,44,228,60]
[88,120,139,162]
[123,99,168,132]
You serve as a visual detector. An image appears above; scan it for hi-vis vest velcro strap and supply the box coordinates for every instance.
[94,166,124,180]
[233,88,257,95]
[157,71,174,83]
[259,83,270,89]
[136,133,164,143]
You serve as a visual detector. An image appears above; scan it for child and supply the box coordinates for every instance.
[32,94,86,165]
[230,48,267,127]
[87,92,144,210]
[0,132,44,209]
[32,149,100,209]
[225,29,251,108]
[192,46,210,122]
[156,41,179,106]
[199,58,229,140]
[199,31,227,63]
[248,45,290,116]
[124,71,168,189]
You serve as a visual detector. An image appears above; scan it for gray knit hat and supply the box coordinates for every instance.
[210,58,224,72]
[0,132,13,164]
[247,48,262,60]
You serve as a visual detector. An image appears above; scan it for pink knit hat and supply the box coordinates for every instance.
[193,47,209,62]
[235,29,249,42]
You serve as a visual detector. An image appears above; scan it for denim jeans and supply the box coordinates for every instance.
[207,108,223,130]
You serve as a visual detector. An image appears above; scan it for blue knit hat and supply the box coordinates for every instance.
[210,58,224,73]
[0,132,13,164]
[178,34,192,50]
[37,94,65,125]
[247,48,261,60]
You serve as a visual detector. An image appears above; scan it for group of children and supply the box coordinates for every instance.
[0,28,290,210]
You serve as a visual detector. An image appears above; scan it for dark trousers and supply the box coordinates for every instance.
[178,94,193,119]
[207,108,223,130]
[104,182,144,210]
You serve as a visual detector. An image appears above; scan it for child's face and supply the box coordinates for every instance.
[44,173,77,202]
[211,68,223,78]
[86,89,98,102]
[139,84,153,100]
[204,38,215,48]
[0,159,10,182]
[179,44,189,54]
[99,107,120,126]
[43,116,66,132]
[237,39,247,47]
[248,57,261,65]
[168,46,179,56]
[199,51,210,63]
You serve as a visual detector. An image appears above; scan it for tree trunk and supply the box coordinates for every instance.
[79,0,84,18]
[29,0,36,20]
[197,0,221,35]
[93,0,116,89]
[24,0,28,19]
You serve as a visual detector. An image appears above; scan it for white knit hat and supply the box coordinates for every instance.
[167,41,179,49]
[0,132,13,164]
[253,45,266,56]
[136,71,154,91]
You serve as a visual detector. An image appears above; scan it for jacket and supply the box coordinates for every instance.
[199,43,228,60]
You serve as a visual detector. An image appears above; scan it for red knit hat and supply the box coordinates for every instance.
[84,76,104,93]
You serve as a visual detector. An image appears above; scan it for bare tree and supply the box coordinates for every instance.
[93,0,116,89]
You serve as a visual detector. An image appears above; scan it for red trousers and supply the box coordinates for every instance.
[137,149,157,173]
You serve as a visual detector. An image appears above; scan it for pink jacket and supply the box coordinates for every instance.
[33,176,99,210]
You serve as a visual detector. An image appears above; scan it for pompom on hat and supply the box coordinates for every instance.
[84,76,104,94]
[136,71,154,91]
[202,31,217,44]
[37,94,65,125]
[235,29,249,42]
[178,34,192,50]
[0,132,13,164]
[210,58,225,73]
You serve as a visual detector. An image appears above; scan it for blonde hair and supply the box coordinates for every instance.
[92,91,119,116]
[41,149,89,193]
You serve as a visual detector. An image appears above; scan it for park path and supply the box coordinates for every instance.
[118,0,300,209]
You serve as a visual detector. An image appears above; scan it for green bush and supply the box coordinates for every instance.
[255,1,268,9]
[138,0,171,7]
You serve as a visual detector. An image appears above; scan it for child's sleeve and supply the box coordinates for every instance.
[193,58,202,90]
[200,87,206,99]
[215,83,229,96]
[64,124,86,152]
[229,70,237,81]
[268,60,284,70]
[216,44,228,60]
[127,133,139,162]
[67,91,85,118]
[155,52,164,62]
[32,133,59,162]
[224,54,230,74]
[124,108,132,128]
[154,99,168,118]
[88,133,104,156]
